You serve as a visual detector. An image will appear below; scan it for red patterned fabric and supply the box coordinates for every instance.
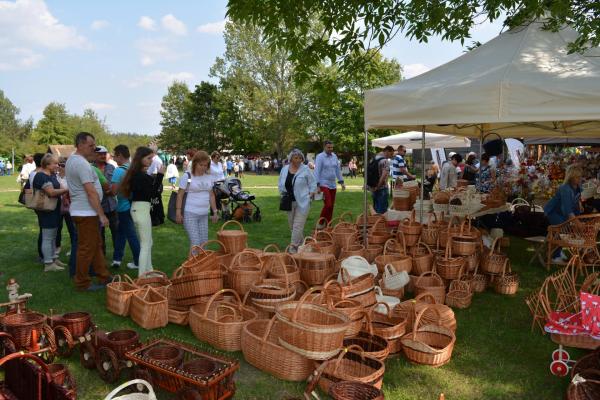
[581,292,600,337]
[544,292,600,339]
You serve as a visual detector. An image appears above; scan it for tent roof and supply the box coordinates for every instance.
[372,131,471,149]
[524,137,600,145]
[364,21,600,138]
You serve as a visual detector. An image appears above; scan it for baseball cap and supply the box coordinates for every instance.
[448,152,456,157]
[95,145,108,153]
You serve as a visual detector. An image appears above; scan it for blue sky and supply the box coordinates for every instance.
[0,0,504,135]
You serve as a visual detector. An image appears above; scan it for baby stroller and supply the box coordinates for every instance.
[213,177,261,223]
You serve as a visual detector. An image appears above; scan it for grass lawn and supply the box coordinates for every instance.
[0,174,572,399]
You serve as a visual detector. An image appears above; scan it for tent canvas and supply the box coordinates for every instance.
[372,131,471,149]
[524,137,600,145]
[364,21,600,138]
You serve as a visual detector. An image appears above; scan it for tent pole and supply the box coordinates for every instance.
[420,126,425,222]
[479,126,483,160]
[363,129,369,247]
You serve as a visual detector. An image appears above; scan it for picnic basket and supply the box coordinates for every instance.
[313,345,385,393]
[421,213,440,246]
[493,260,520,295]
[134,271,171,296]
[446,271,473,309]
[228,250,265,295]
[241,316,313,381]
[435,241,465,281]
[189,289,257,351]
[292,251,336,286]
[451,220,479,256]
[130,286,168,330]
[411,242,434,275]
[106,274,140,316]
[398,210,422,247]
[181,246,219,273]
[170,266,223,306]
[200,240,234,269]
[370,302,407,355]
[217,220,248,254]
[481,237,508,275]
[329,381,384,400]
[401,305,456,367]
[275,288,350,360]
[343,313,390,361]
[414,271,446,305]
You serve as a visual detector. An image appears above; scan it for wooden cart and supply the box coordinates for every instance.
[48,311,95,357]
[126,338,239,400]
[78,329,141,383]
[0,309,57,363]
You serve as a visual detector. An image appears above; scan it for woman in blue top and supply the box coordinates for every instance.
[543,165,583,264]
[278,149,317,253]
[32,154,69,272]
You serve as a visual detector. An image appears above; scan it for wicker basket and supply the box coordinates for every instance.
[493,260,519,295]
[189,289,257,351]
[248,277,296,313]
[378,278,405,300]
[3,311,46,348]
[292,251,336,286]
[435,242,465,281]
[438,216,462,249]
[275,288,350,360]
[329,381,384,400]
[414,271,446,305]
[325,297,365,337]
[144,344,184,368]
[393,196,412,211]
[168,305,190,326]
[59,311,92,338]
[170,266,223,306]
[370,302,407,356]
[332,223,358,250]
[333,268,376,298]
[343,313,390,361]
[315,345,385,393]
[200,240,234,269]
[181,245,219,274]
[566,369,600,400]
[135,271,171,295]
[398,210,422,247]
[411,242,434,275]
[374,240,412,274]
[481,237,508,274]
[241,317,313,381]
[364,244,383,263]
[228,250,266,296]
[106,274,140,316]
[445,277,473,309]
[421,213,439,246]
[401,305,456,367]
[468,263,488,293]
[451,220,479,256]
[339,244,366,259]
[217,220,248,254]
[130,287,168,330]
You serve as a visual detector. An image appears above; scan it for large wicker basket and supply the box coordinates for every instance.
[217,220,248,254]
[106,274,140,316]
[292,251,336,286]
[189,289,257,351]
[275,288,349,360]
[241,317,313,381]
[398,210,422,247]
[411,242,434,275]
[414,271,446,305]
[451,220,479,256]
[435,241,465,281]
[3,311,47,348]
[130,287,168,330]
[200,239,234,269]
[170,266,223,306]
[181,246,219,274]
[401,305,456,367]
[481,237,508,274]
[329,381,384,400]
[228,250,266,296]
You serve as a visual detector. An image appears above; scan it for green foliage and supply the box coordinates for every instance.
[0,90,36,157]
[227,0,599,78]
[158,81,190,152]
[32,102,71,145]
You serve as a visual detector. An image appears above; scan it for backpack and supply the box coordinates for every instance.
[367,156,384,188]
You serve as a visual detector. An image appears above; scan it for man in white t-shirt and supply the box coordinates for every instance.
[66,132,111,291]
[147,154,163,175]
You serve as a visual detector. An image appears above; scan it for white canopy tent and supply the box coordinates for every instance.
[372,131,471,149]
[364,20,600,138]
[361,19,600,230]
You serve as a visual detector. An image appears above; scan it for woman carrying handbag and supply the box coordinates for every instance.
[175,151,219,252]
[278,149,317,253]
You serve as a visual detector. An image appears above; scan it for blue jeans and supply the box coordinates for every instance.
[113,210,140,265]
[372,187,389,214]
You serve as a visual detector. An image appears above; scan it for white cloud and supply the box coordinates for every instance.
[125,70,195,88]
[403,63,431,79]
[83,102,115,111]
[0,0,87,70]
[136,37,188,66]
[90,19,109,30]
[138,16,156,31]
[197,20,226,35]
[161,14,187,36]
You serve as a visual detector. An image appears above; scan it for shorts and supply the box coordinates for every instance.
[168,177,176,184]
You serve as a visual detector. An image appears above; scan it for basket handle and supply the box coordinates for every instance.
[338,267,353,286]
[339,211,353,223]
[188,245,209,259]
[384,264,397,279]
[332,345,365,374]
[122,274,136,286]
[382,238,396,255]
[202,289,242,318]
[263,243,281,253]
[173,266,185,279]
[215,304,239,322]
[370,301,392,318]
[414,292,437,304]
[314,230,333,242]
[292,287,323,322]
[219,219,245,233]
[490,237,501,254]
[261,316,278,342]
[411,304,443,339]
[415,271,443,287]
[111,275,121,284]
[230,250,261,268]
[410,209,417,223]
[138,270,168,280]
[200,240,227,253]
[104,379,157,400]
[500,259,510,278]
[396,231,407,254]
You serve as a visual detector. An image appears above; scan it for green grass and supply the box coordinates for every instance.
[0,174,571,399]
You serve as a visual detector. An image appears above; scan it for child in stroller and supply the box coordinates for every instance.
[213,177,261,222]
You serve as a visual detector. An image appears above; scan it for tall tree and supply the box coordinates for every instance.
[185,82,225,152]
[210,21,304,157]
[32,102,71,145]
[0,90,35,156]
[158,81,190,152]
[227,0,598,78]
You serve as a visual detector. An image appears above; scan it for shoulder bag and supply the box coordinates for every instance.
[279,171,298,211]
[167,172,190,223]
[26,187,57,211]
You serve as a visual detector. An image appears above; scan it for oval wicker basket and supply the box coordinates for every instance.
[414,271,446,305]
[144,345,184,368]
[329,381,384,400]
[228,251,265,296]
[481,237,508,275]
[217,220,248,254]
[343,313,390,361]
[292,251,336,286]
[200,239,234,269]
[369,302,407,356]
[3,311,46,348]
[170,266,223,305]
[411,242,434,275]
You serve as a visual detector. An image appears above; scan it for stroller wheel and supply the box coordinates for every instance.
[221,210,232,221]
[253,210,261,222]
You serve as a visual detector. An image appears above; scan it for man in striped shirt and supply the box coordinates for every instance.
[391,145,415,187]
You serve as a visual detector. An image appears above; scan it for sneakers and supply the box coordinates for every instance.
[315,221,326,230]
[53,259,67,267]
[44,262,65,272]
[126,263,139,270]
[551,257,567,265]
[111,260,121,268]
[54,246,62,257]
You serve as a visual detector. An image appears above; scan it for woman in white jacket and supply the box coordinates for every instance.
[278,149,317,253]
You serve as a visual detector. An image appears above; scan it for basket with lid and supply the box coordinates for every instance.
[216,220,248,254]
